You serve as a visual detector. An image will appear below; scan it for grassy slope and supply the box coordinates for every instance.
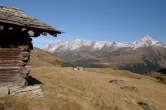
[146,71,166,84]
[30,48,75,67]
[1,67,166,110]
[1,48,166,110]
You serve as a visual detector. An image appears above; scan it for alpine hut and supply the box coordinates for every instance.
[0,5,61,89]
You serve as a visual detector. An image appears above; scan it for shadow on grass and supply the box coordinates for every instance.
[26,76,42,86]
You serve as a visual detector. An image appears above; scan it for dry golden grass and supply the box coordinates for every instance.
[146,71,166,84]
[30,48,74,67]
[0,96,30,110]
[1,67,166,110]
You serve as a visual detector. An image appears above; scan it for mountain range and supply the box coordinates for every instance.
[43,35,166,73]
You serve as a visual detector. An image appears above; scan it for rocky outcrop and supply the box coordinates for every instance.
[138,101,156,110]
[120,86,139,92]
[0,85,43,98]
[0,86,8,97]
[109,80,124,85]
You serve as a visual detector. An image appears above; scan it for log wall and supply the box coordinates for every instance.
[0,34,32,88]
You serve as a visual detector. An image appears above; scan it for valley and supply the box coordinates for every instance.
[44,36,166,73]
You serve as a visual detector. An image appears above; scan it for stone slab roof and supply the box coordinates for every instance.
[0,5,61,37]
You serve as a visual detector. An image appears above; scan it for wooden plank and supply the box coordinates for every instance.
[0,74,19,80]
[0,79,18,82]
[0,48,20,51]
[0,70,20,72]
[0,51,20,54]
[0,61,27,66]
[0,51,20,53]
[0,72,20,75]
[0,66,20,69]
[0,58,20,60]
[0,74,19,77]
[0,63,22,66]
[0,55,20,58]
[0,70,19,72]
[0,49,20,51]
[0,53,20,57]
[0,60,21,63]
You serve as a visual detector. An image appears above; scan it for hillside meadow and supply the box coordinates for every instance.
[0,48,166,110]
[1,66,166,110]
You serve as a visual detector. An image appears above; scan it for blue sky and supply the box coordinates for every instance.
[1,0,166,47]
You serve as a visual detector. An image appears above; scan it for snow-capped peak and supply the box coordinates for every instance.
[140,35,155,41]
[133,35,163,48]
[139,35,158,45]
[56,39,63,43]
[43,36,165,52]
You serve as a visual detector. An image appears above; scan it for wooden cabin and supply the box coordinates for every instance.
[0,5,61,88]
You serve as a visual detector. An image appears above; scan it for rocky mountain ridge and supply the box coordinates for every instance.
[43,35,166,73]
[44,35,165,52]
